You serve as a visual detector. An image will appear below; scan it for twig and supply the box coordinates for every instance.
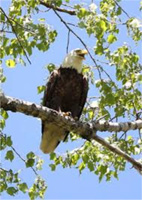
[87,96,100,100]
[67,22,79,27]
[96,114,109,122]
[66,30,70,53]
[62,3,75,10]
[109,115,118,122]
[0,132,38,175]
[0,7,31,65]
[119,131,127,140]
[40,0,76,15]
[114,0,131,18]
[0,30,13,33]
[96,59,111,66]
[11,145,38,176]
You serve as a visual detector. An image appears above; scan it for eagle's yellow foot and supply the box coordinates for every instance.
[63,111,72,117]
[58,110,72,117]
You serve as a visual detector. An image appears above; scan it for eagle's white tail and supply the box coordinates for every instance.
[40,123,67,154]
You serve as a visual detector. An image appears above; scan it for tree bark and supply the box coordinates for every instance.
[40,1,76,15]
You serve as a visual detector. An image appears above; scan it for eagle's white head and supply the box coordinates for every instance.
[62,48,88,73]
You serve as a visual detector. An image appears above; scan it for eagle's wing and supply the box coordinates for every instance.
[78,76,88,119]
[42,70,58,108]
[40,70,67,154]
[42,70,59,134]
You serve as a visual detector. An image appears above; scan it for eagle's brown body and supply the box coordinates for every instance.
[40,67,88,153]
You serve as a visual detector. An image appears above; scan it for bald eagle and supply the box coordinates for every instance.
[40,49,88,153]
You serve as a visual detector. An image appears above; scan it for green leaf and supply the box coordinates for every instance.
[49,164,56,171]
[127,135,132,141]
[88,161,94,171]
[1,76,6,83]
[78,162,86,173]
[26,151,35,159]
[7,187,17,196]
[6,136,13,146]
[78,21,86,28]
[27,46,32,56]
[6,59,16,68]
[37,85,45,94]
[1,110,9,119]
[5,150,14,162]
[26,158,35,167]
[116,7,122,15]
[99,20,107,32]
[54,0,62,6]
[46,63,56,73]
[77,8,88,19]
[88,109,94,120]
[97,165,108,182]
[0,181,7,192]
[48,30,57,42]
[18,183,28,193]
[94,44,104,55]
[50,152,56,160]
[82,154,89,163]
[107,34,117,44]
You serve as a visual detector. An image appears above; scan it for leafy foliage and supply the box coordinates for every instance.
[49,136,142,181]
[0,133,46,199]
[1,0,142,199]
[0,1,57,67]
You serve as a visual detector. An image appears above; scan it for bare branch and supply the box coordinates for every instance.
[0,94,142,174]
[66,30,70,53]
[40,1,76,15]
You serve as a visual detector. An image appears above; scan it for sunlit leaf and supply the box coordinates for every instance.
[6,59,16,68]
[5,150,14,162]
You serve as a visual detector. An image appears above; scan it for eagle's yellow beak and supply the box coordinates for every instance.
[76,49,88,59]
[80,49,88,54]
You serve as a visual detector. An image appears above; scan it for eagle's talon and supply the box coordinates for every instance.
[62,111,72,117]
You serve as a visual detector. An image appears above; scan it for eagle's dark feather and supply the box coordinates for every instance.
[40,67,88,153]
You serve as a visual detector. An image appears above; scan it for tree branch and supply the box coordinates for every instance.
[0,94,142,173]
[39,1,76,15]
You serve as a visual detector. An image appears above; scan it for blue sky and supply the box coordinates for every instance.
[1,0,142,199]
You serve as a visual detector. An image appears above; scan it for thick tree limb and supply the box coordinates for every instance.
[40,1,76,15]
[0,94,142,174]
